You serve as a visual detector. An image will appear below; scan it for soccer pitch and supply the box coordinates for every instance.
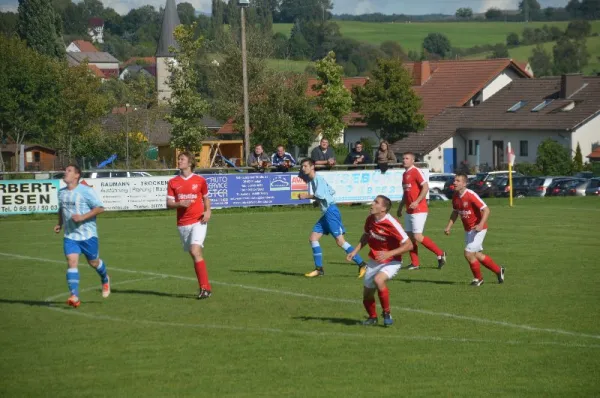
[1,198,599,396]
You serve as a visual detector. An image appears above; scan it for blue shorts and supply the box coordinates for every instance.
[313,205,346,238]
[64,237,99,261]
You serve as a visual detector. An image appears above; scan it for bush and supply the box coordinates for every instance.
[514,162,542,176]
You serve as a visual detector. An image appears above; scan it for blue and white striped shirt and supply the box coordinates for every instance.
[58,184,104,241]
[309,174,336,213]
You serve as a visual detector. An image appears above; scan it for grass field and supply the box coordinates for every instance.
[1,198,600,396]
[265,58,312,73]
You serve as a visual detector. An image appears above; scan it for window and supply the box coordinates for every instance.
[531,99,554,112]
[507,100,528,112]
[474,140,479,155]
[33,152,41,162]
[468,140,473,155]
[520,140,528,157]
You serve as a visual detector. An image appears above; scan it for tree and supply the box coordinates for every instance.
[485,8,503,20]
[177,2,196,26]
[488,44,509,59]
[288,21,311,60]
[573,142,584,172]
[565,20,592,39]
[0,11,18,36]
[256,0,273,34]
[17,0,65,59]
[566,0,582,17]
[581,0,600,19]
[312,51,352,143]
[455,7,473,19]
[380,41,406,60]
[279,0,333,23]
[506,32,520,47]
[519,0,541,21]
[165,22,210,152]
[422,33,451,58]
[535,138,572,175]
[553,37,589,74]
[529,44,553,77]
[352,59,426,143]
[211,0,224,41]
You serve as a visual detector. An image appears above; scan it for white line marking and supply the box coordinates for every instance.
[2,252,600,341]
[44,276,166,302]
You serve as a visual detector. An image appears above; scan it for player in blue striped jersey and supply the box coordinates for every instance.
[54,164,110,308]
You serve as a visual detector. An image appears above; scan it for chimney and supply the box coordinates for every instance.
[560,74,584,99]
[413,61,431,86]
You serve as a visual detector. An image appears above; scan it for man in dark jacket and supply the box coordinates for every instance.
[345,141,372,167]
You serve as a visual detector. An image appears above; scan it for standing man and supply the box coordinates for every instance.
[444,174,505,286]
[167,152,213,299]
[54,164,110,308]
[310,138,336,168]
[298,158,367,278]
[271,145,296,172]
[347,195,413,326]
[345,141,372,167]
[397,152,446,270]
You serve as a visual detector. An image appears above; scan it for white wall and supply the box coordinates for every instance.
[572,114,600,160]
[156,57,172,104]
[89,62,119,70]
[66,43,81,52]
[423,137,457,172]
[482,68,521,101]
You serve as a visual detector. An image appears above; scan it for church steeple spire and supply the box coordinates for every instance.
[156,0,181,57]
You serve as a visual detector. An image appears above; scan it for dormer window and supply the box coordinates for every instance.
[507,100,528,112]
[531,99,554,112]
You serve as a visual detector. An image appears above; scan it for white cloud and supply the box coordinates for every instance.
[354,0,376,14]
[480,0,517,12]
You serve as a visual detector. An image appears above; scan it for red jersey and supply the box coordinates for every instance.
[167,174,209,226]
[364,213,409,263]
[452,189,488,231]
[402,166,428,214]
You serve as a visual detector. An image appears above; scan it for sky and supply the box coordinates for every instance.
[0,0,569,16]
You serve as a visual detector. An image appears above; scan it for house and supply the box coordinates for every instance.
[0,144,58,172]
[67,52,120,78]
[587,146,600,162]
[119,65,156,80]
[88,18,104,43]
[66,40,99,53]
[397,74,600,172]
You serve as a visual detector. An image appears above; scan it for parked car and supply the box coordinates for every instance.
[527,176,563,197]
[82,170,153,178]
[573,171,594,179]
[468,171,523,198]
[428,190,449,202]
[491,176,536,198]
[428,173,455,193]
[584,178,600,196]
[567,179,592,196]
[546,178,586,196]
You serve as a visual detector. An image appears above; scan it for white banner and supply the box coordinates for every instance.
[79,177,171,211]
[0,180,61,215]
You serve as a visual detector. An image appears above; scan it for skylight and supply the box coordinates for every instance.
[531,99,554,112]
[507,100,528,112]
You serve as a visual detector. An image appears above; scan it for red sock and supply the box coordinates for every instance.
[363,298,377,318]
[194,260,211,290]
[469,261,483,280]
[378,287,390,313]
[480,255,501,274]
[409,243,420,266]
[421,236,444,256]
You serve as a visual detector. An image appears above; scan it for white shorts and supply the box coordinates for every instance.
[465,229,487,253]
[364,260,402,289]
[178,222,208,252]
[404,212,428,234]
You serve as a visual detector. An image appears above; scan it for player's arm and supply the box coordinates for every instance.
[54,206,63,233]
[444,210,459,235]
[396,195,406,217]
[201,194,211,223]
[476,206,490,231]
[383,237,413,259]
[72,206,104,223]
[347,233,369,262]
[409,181,429,209]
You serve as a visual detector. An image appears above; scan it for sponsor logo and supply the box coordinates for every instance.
[369,230,387,241]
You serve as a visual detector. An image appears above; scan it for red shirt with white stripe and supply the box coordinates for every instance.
[167,174,209,226]
[402,166,428,214]
[364,213,410,263]
[452,189,488,231]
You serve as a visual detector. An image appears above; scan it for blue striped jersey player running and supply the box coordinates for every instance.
[54,164,110,308]
[297,158,367,278]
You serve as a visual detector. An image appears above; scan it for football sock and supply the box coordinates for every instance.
[469,261,483,280]
[194,260,211,290]
[66,268,80,297]
[409,242,420,266]
[421,236,444,257]
[311,241,323,267]
[94,259,109,284]
[378,287,391,313]
[363,298,377,318]
[481,255,501,274]
[341,242,364,265]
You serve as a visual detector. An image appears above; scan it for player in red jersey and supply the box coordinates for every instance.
[167,151,213,299]
[347,195,413,327]
[396,152,446,270]
[444,174,505,286]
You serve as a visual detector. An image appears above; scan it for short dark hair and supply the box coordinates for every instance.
[403,151,416,159]
[301,158,315,167]
[355,141,363,146]
[66,163,81,175]
[178,151,196,168]
[277,145,285,150]
[455,173,468,182]
[376,195,392,212]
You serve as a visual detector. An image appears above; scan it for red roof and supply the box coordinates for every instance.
[88,17,104,27]
[218,118,237,134]
[72,40,98,52]
[87,64,105,78]
[306,77,368,97]
[587,147,600,159]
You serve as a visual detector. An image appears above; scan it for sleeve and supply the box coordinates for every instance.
[288,153,297,165]
[167,179,176,201]
[389,218,409,243]
[415,169,427,186]
[470,192,487,210]
[85,187,104,208]
[313,176,327,199]
[310,147,318,161]
[200,177,209,197]
[389,151,397,163]
[271,153,279,165]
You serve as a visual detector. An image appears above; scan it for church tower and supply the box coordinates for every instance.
[156,0,181,104]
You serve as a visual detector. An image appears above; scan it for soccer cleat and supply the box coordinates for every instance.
[407,264,420,271]
[66,295,80,308]
[382,311,393,327]
[305,268,324,278]
[102,276,111,298]
[357,263,367,279]
[497,267,505,284]
[470,278,484,287]
[197,288,212,300]
[438,252,447,269]
[361,317,378,326]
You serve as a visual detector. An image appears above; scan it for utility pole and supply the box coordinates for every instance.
[240,5,250,164]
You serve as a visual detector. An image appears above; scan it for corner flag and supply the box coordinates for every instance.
[507,142,516,207]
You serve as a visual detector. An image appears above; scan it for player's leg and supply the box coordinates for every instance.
[189,223,211,298]
[464,231,483,286]
[404,215,420,270]
[63,238,81,308]
[82,237,110,298]
[362,263,379,324]
[305,217,325,277]
[333,234,366,275]
[375,261,401,326]
[327,207,367,277]
[412,213,446,268]
[473,231,504,283]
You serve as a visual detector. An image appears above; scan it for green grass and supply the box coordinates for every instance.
[266,58,312,73]
[1,198,600,396]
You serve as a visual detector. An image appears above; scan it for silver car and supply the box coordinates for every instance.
[527,176,563,197]
[567,179,591,196]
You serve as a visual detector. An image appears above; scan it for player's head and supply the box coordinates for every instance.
[454,173,469,191]
[320,138,329,149]
[178,151,196,171]
[276,145,285,156]
[371,195,392,215]
[300,158,315,177]
[402,152,416,168]
[63,164,81,184]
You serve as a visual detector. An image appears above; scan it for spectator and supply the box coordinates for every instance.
[247,144,271,172]
[345,141,372,167]
[375,141,397,173]
[271,145,296,172]
[310,138,336,168]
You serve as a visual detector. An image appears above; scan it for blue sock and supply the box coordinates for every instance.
[95,260,109,284]
[311,241,323,268]
[66,268,80,297]
[342,242,364,265]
